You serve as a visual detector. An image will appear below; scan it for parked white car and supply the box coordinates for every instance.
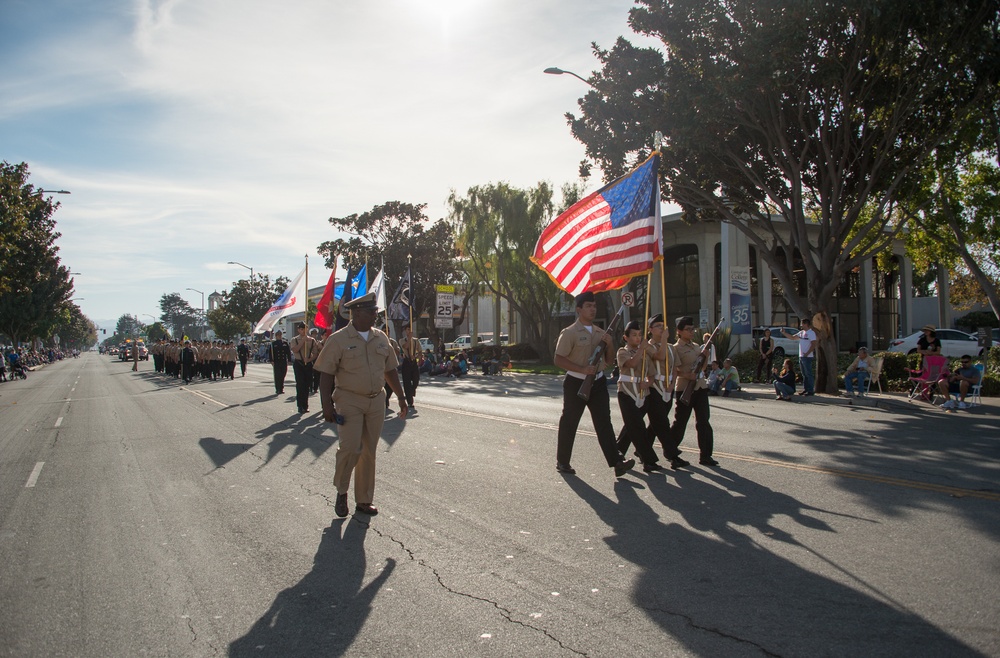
[751,326,800,358]
[887,329,983,358]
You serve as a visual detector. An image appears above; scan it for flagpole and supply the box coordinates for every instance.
[407,254,413,334]
[304,254,309,326]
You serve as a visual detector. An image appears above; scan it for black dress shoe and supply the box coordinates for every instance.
[614,458,636,477]
[670,457,690,469]
[556,463,576,475]
[643,463,665,473]
[355,503,379,516]
[335,493,349,518]
[699,457,720,466]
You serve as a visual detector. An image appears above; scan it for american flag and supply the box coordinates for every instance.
[531,154,662,295]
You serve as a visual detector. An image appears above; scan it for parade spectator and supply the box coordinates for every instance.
[714,358,741,396]
[755,328,774,383]
[844,347,871,397]
[782,319,816,396]
[917,325,942,356]
[706,360,722,395]
[938,355,981,410]
[773,358,796,400]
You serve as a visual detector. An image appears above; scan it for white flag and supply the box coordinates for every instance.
[253,267,306,335]
[370,268,386,313]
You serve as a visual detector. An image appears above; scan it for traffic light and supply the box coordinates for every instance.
[103,329,106,334]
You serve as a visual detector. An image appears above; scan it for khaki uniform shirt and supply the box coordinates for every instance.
[555,320,608,378]
[672,339,707,390]
[290,335,318,363]
[645,339,675,389]
[314,324,399,396]
[616,346,642,394]
[400,335,421,361]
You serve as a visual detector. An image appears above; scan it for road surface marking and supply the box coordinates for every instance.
[55,417,63,427]
[417,403,1000,502]
[186,389,228,407]
[25,462,44,488]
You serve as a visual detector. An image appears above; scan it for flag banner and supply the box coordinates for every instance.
[369,267,386,313]
[335,263,354,331]
[253,267,307,334]
[314,259,339,330]
[531,154,662,295]
[334,264,367,301]
[388,267,411,321]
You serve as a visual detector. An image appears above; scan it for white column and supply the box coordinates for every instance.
[899,255,913,337]
[861,259,873,349]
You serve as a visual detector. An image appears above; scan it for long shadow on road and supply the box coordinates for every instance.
[565,474,985,656]
[229,518,394,657]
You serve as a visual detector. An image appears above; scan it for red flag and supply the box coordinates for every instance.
[314,268,338,330]
[531,154,662,294]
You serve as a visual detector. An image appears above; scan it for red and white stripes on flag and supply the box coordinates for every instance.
[531,154,662,295]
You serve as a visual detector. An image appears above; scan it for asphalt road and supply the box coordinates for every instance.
[1,353,998,657]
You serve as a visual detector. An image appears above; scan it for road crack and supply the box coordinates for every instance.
[371,526,588,656]
[639,603,783,657]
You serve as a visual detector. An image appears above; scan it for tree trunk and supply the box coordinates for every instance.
[812,310,839,395]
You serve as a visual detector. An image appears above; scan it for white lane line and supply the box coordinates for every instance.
[187,389,228,407]
[55,417,63,427]
[25,462,45,488]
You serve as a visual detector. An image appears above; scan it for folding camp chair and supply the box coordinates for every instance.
[863,356,884,395]
[949,363,985,408]
[907,354,948,404]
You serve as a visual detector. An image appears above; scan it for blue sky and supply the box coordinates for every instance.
[1,0,653,330]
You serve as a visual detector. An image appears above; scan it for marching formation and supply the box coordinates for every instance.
[149,339,239,383]
[553,292,717,479]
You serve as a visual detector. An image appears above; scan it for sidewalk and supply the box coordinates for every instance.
[735,381,999,416]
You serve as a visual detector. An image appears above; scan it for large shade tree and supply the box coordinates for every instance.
[567,0,999,392]
[0,162,74,346]
[448,181,583,362]
[221,274,290,327]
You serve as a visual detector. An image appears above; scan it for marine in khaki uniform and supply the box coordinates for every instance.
[669,316,718,466]
[552,291,634,477]
[642,314,688,469]
[315,292,407,518]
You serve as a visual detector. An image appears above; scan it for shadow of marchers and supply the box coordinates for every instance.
[198,436,256,471]
[564,476,983,656]
[254,414,333,470]
[229,519,394,657]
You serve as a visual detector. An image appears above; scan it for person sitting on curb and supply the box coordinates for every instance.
[706,360,722,395]
[843,346,871,397]
[773,358,796,401]
[938,355,981,410]
[713,358,741,397]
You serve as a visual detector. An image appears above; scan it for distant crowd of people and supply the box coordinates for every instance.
[1,346,76,382]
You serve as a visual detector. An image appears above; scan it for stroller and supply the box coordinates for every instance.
[9,361,27,380]
[906,355,947,403]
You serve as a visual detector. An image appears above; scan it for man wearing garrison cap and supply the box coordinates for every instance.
[315,292,407,518]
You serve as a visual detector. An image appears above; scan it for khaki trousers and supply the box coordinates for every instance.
[332,388,386,505]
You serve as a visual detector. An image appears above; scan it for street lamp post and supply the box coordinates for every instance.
[38,189,72,195]
[543,67,594,87]
[186,288,205,339]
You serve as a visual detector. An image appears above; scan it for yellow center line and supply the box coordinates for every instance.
[418,402,1000,502]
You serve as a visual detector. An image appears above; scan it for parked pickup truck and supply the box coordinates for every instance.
[445,335,482,353]
[445,334,509,353]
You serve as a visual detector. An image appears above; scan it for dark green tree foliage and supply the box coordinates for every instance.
[157,294,200,338]
[317,202,461,339]
[207,307,250,341]
[52,303,97,349]
[115,314,144,337]
[221,274,290,327]
[568,0,999,392]
[448,182,571,362]
[0,162,74,345]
